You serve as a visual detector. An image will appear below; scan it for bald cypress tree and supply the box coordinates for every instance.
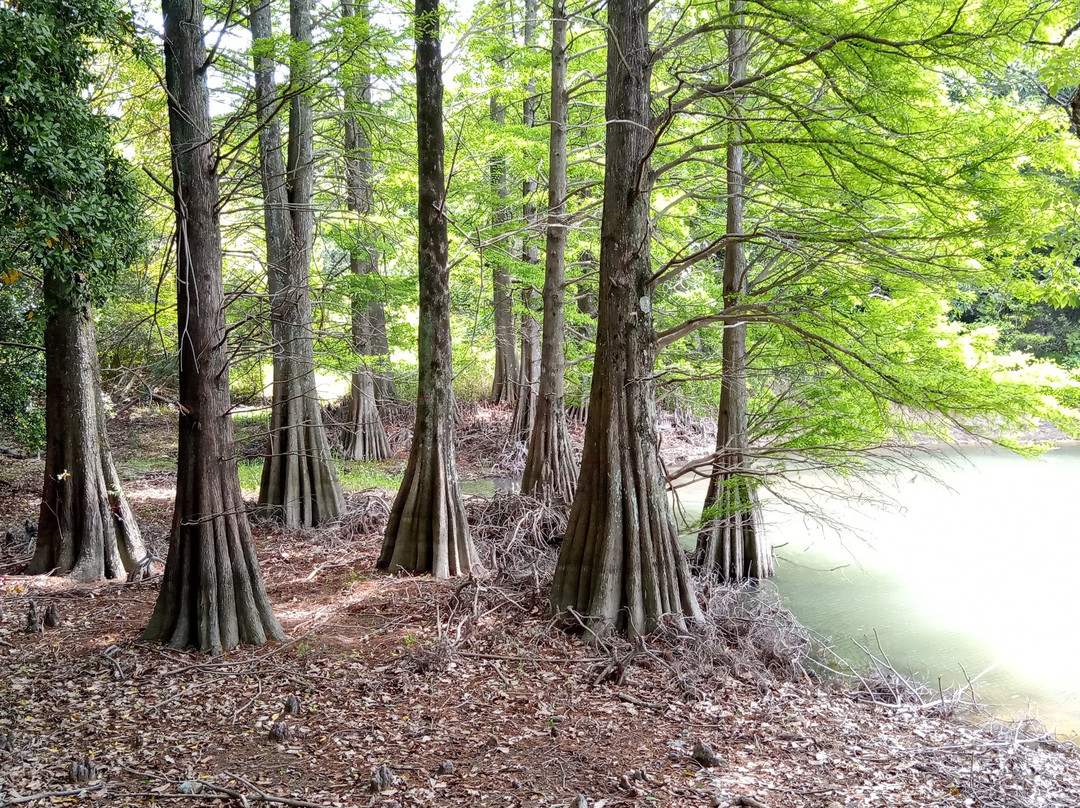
[694,0,772,583]
[521,0,576,507]
[252,0,345,527]
[143,0,284,653]
[549,0,701,637]
[340,0,392,462]
[378,0,474,577]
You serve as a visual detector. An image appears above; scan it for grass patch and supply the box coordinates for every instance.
[337,458,403,491]
[118,454,175,477]
[237,460,263,492]
[237,457,402,494]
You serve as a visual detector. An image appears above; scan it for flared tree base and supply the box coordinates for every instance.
[550,392,702,638]
[379,422,474,577]
[143,455,284,654]
[521,398,576,508]
[259,387,345,528]
[342,371,390,461]
[694,472,772,583]
[28,456,145,582]
[29,293,146,582]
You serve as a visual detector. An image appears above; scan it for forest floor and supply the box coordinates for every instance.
[1,405,1079,808]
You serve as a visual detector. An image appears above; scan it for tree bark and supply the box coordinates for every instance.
[549,0,702,637]
[253,0,345,525]
[143,0,284,653]
[378,0,474,577]
[509,0,541,442]
[341,0,391,461]
[521,0,576,507]
[489,14,517,406]
[27,273,146,581]
[491,270,517,403]
[695,0,772,583]
[510,290,540,442]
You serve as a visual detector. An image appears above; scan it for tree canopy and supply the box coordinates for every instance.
[3,0,1080,641]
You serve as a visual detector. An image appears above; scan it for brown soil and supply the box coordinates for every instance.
[1,406,1078,808]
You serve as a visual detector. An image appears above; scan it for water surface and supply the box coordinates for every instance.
[676,445,1080,735]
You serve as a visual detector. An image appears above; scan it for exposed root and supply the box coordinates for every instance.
[453,403,515,471]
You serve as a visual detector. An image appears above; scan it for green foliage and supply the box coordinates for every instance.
[0,283,45,446]
[0,0,147,444]
[0,0,147,309]
[645,0,1080,466]
[5,0,1078,473]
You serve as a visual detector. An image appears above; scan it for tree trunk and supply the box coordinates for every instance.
[27,273,146,581]
[521,0,576,507]
[491,263,517,405]
[510,290,540,442]
[254,0,345,525]
[695,0,772,583]
[341,0,391,460]
[378,0,474,577]
[143,0,284,653]
[509,0,541,442]
[549,0,701,638]
[489,23,517,405]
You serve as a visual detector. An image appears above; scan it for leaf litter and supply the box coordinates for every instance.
[0,410,1078,807]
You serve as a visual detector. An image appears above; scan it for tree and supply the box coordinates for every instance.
[549,0,702,636]
[142,0,284,652]
[644,0,1078,524]
[1,0,148,581]
[340,0,392,461]
[378,0,475,577]
[521,0,576,507]
[488,3,519,405]
[252,0,345,527]
[694,0,772,583]
[508,0,542,442]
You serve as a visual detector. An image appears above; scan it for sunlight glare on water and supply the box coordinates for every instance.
[676,445,1080,735]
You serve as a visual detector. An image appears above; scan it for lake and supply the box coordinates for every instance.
[674,445,1080,736]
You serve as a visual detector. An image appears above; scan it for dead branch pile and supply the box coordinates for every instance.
[452,404,517,469]
[465,492,566,585]
[377,401,417,452]
[848,666,933,707]
[338,489,393,539]
[639,583,816,699]
[807,632,937,708]
[490,439,528,475]
[699,583,814,681]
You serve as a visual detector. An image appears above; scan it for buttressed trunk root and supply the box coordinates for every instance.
[549,361,702,637]
[28,290,145,581]
[342,369,391,461]
[259,381,346,526]
[142,431,285,653]
[379,409,473,577]
[695,471,772,582]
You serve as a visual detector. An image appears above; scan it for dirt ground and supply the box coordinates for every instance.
[1,406,1078,808]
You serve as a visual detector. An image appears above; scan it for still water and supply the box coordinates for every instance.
[676,445,1080,736]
